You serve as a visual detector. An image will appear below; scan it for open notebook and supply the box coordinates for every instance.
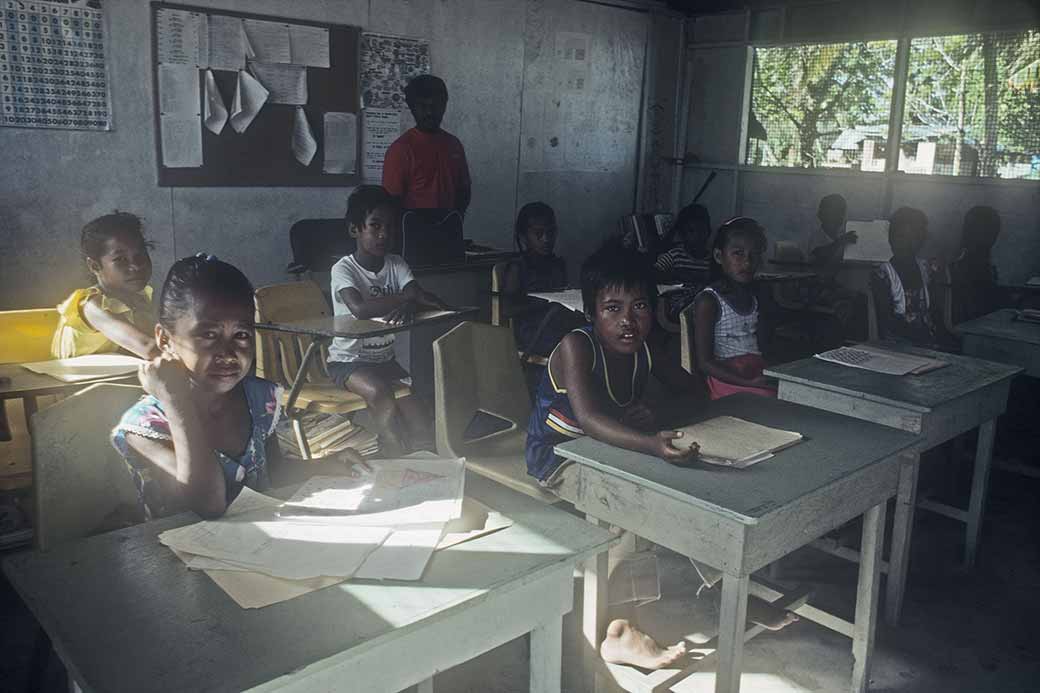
[672,416,803,468]
[815,344,948,376]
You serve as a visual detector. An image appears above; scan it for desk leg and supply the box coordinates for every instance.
[715,573,749,693]
[285,340,324,461]
[886,453,919,625]
[23,395,38,433]
[583,515,609,693]
[966,419,996,567]
[530,615,563,693]
[852,501,886,693]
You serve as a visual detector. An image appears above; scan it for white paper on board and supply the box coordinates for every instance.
[361,108,402,181]
[157,8,208,67]
[158,64,200,118]
[161,116,203,167]
[289,24,330,68]
[292,107,317,167]
[249,62,308,105]
[203,70,228,135]
[230,70,269,134]
[323,112,357,174]
[243,19,292,64]
[208,15,246,71]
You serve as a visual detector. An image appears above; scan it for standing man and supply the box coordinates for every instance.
[382,75,471,214]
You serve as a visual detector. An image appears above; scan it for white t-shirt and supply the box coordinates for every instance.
[328,254,415,363]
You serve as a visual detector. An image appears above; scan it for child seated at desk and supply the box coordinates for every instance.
[499,202,585,358]
[870,207,957,350]
[327,186,448,454]
[526,239,794,670]
[654,202,711,283]
[949,205,1002,325]
[806,194,858,267]
[52,212,160,360]
[692,217,777,399]
[111,255,365,520]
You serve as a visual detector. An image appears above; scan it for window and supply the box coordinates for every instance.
[745,41,898,170]
[901,30,1040,179]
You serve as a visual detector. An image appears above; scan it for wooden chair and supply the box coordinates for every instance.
[0,307,59,363]
[31,382,143,551]
[254,280,410,459]
[433,322,558,503]
[490,262,549,368]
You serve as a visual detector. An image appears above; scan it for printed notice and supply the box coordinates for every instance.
[157,7,208,67]
[207,15,246,71]
[362,108,402,181]
[158,64,200,118]
[360,33,431,110]
[243,19,291,64]
[161,116,202,167]
[289,25,330,68]
[323,112,357,174]
[555,32,591,92]
[249,62,307,105]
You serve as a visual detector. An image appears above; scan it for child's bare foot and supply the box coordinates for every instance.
[747,596,799,631]
[600,619,686,670]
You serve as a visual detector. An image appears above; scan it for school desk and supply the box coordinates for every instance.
[764,344,1021,624]
[554,394,916,693]
[2,472,614,693]
[529,286,684,313]
[955,309,1040,378]
[0,363,135,427]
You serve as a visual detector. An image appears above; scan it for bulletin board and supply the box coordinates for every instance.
[150,2,360,187]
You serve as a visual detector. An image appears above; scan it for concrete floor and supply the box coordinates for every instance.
[3,461,1039,693]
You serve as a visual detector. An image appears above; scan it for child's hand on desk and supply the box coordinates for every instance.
[138,353,192,404]
[384,302,416,325]
[653,430,699,464]
[838,230,858,245]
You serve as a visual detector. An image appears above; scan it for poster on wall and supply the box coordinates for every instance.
[0,0,112,130]
[362,107,401,181]
[360,32,430,110]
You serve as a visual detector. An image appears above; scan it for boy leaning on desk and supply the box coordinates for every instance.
[525,239,798,671]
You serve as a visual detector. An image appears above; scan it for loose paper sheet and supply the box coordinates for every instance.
[230,70,269,133]
[158,64,201,118]
[249,62,308,105]
[843,220,892,263]
[289,25,330,67]
[362,108,404,181]
[292,107,317,166]
[207,15,246,71]
[157,7,208,67]
[203,70,228,135]
[674,416,803,468]
[20,354,142,383]
[814,344,948,376]
[243,19,291,64]
[161,117,203,167]
[323,112,357,174]
[555,32,591,92]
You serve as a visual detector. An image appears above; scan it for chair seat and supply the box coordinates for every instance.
[457,430,559,504]
[283,381,411,415]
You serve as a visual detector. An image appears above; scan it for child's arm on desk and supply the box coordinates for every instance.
[692,293,771,388]
[82,296,160,359]
[403,279,450,311]
[553,333,697,463]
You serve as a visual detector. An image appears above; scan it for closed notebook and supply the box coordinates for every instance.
[672,416,803,468]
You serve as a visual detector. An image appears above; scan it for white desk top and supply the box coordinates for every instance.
[955,309,1040,346]
[2,473,612,693]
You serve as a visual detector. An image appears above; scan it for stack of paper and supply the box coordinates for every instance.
[673,416,803,468]
[276,412,379,458]
[815,344,948,375]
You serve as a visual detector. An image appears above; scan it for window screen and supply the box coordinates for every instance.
[901,30,1040,179]
[745,41,898,170]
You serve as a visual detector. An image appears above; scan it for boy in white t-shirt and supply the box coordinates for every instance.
[328,186,449,452]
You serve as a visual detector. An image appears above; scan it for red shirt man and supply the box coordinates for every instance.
[382,75,471,214]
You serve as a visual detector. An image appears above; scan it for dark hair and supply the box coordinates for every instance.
[81,212,150,262]
[961,206,1001,254]
[888,207,928,244]
[709,217,767,281]
[817,194,847,218]
[580,238,657,317]
[665,203,711,248]
[514,201,557,252]
[404,74,447,103]
[345,185,399,231]
[158,254,255,330]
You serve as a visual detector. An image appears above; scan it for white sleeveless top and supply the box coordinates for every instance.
[698,286,760,359]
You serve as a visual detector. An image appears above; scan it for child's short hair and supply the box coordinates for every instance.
[404,74,447,103]
[81,212,149,261]
[514,201,557,251]
[817,194,847,218]
[668,203,710,246]
[888,207,928,243]
[580,238,657,316]
[961,206,1001,253]
[158,254,254,330]
[709,216,767,280]
[345,185,398,231]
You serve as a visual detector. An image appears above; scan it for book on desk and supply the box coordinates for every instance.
[672,416,803,468]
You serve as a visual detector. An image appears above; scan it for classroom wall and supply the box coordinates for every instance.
[0,0,667,310]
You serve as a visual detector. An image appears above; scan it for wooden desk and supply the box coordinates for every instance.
[955,309,1040,378]
[0,363,133,421]
[554,394,916,693]
[765,344,1021,624]
[530,287,683,314]
[2,473,613,693]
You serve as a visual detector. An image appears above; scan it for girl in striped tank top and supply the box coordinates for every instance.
[692,217,777,400]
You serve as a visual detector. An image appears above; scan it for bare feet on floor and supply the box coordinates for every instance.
[600,619,687,670]
[747,596,799,631]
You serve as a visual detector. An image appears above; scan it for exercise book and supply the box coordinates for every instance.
[842,220,891,263]
[815,345,948,376]
[672,416,803,468]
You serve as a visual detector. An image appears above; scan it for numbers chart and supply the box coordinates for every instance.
[0,0,110,130]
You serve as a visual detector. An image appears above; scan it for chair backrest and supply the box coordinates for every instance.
[490,261,509,327]
[0,308,59,363]
[679,303,697,374]
[433,322,531,458]
[32,382,143,550]
[254,281,333,387]
[288,219,355,274]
